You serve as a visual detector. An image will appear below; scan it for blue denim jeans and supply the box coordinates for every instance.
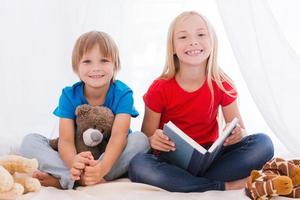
[128,133,274,192]
[20,131,150,189]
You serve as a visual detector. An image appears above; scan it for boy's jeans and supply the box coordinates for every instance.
[20,131,150,189]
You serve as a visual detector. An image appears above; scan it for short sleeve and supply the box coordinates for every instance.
[114,90,139,117]
[220,81,238,106]
[143,80,166,113]
[53,89,76,119]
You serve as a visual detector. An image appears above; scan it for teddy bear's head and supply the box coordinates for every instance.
[75,104,115,159]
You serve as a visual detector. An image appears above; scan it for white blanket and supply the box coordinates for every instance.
[19,179,291,200]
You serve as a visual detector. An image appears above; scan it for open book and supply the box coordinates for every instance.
[160,117,239,176]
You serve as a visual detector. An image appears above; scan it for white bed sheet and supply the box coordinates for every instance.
[19,178,292,200]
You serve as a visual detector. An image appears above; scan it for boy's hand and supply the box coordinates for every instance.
[70,151,93,181]
[149,129,175,152]
[81,160,107,185]
[224,124,246,146]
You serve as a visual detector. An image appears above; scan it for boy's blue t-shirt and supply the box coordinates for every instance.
[53,80,139,122]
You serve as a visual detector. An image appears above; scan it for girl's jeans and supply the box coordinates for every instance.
[128,133,274,192]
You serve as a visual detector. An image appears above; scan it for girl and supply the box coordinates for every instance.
[20,31,149,189]
[128,11,274,192]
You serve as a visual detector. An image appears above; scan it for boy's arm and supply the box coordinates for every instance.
[83,113,130,184]
[58,118,77,169]
[99,113,130,175]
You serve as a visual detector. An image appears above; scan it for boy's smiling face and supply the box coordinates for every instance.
[77,45,114,90]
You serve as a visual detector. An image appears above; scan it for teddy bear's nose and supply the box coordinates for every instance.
[91,132,102,142]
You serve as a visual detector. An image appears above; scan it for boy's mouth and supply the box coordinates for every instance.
[89,75,104,79]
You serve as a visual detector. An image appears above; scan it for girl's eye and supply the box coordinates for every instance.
[178,36,187,39]
[100,59,110,63]
[198,33,205,37]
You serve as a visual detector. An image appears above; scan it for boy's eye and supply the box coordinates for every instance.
[82,60,91,64]
[198,33,205,37]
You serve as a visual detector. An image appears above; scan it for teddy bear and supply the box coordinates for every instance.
[0,155,41,200]
[49,104,115,159]
[245,157,300,200]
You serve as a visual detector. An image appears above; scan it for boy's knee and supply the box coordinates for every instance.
[128,131,150,153]
[20,133,45,156]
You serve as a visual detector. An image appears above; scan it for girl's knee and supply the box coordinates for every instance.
[253,133,274,158]
[128,153,154,182]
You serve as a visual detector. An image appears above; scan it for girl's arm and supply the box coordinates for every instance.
[222,99,245,128]
[141,106,161,137]
[142,106,175,152]
[222,100,246,146]
[58,118,77,169]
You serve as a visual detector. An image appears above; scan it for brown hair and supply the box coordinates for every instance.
[72,31,120,81]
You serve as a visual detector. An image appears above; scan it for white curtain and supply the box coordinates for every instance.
[216,0,300,156]
[0,0,220,153]
[1,0,291,156]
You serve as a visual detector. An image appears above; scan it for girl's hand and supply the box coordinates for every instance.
[149,129,175,152]
[70,151,93,181]
[81,160,107,185]
[224,124,246,146]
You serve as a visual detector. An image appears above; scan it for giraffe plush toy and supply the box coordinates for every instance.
[245,157,300,200]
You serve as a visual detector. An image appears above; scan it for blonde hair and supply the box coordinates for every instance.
[72,31,120,81]
[160,11,236,107]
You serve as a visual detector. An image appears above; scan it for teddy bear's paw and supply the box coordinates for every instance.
[288,164,300,187]
[24,177,41,193]
[0,183,24,200]
[0,166,14,193]
[248,175,292,198]
[271,176,293,195]
[285,185,300,198]
[263,157,300,186]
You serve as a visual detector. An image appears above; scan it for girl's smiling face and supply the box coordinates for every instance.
[173,15,212,68]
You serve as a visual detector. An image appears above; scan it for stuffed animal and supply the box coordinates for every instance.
[245,157,300,200]
[0,155,41,200]
[49,104,115,159]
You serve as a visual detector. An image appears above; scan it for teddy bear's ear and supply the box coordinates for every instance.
[75,104,92,116]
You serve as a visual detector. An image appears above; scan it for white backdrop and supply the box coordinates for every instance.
[217,0,300,156]
[0,0,293,156]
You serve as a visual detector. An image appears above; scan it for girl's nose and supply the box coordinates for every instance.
[190,41,199,46]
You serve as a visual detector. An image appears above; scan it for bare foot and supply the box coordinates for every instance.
[225,177,248,190]
[32,171,62,189]
[77,174,107,186]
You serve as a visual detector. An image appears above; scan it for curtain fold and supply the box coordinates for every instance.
[216,0,300,156]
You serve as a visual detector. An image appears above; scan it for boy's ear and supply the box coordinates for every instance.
[75,104,91,116]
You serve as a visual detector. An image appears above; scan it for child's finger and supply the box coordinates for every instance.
[152,140,175,152]
[79,151,94,160]
[75,156,92,165]
[73,162,86,170]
